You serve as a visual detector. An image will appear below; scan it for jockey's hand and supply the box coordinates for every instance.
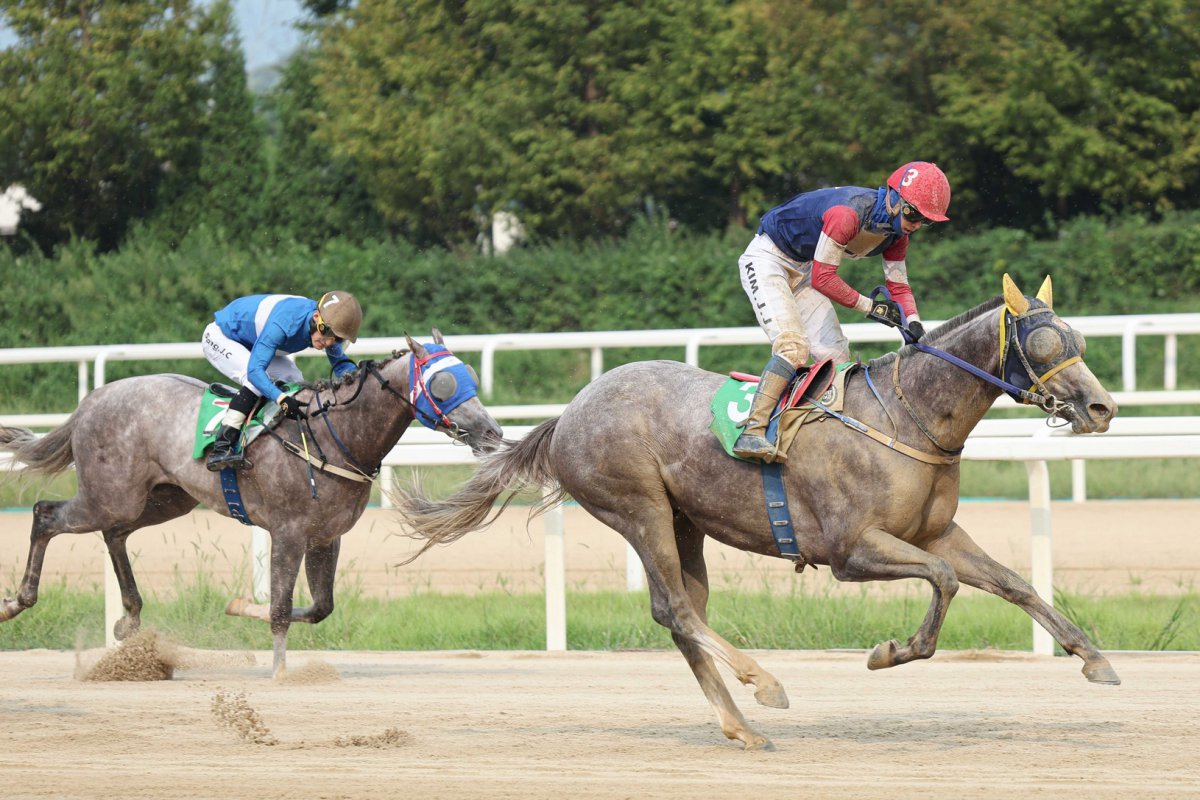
[866,298,904,329]
[907,321,926,342]
[279,394,307,420]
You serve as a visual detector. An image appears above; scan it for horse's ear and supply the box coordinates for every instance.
[1002,273,1030,315]
[406,333,428,360]
[431,327,445,345]
[1035,276,1053,309]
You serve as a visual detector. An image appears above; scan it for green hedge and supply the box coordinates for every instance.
[2,212,1198,412]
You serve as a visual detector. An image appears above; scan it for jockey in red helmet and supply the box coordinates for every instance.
[733,162,951,461]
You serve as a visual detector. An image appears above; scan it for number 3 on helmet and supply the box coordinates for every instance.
[887,162,951,223]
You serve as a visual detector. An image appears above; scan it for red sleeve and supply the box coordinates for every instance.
[881,235,917,318]
[810,206,863,309]
[885,280,918,319]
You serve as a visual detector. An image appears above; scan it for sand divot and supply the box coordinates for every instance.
[76,628,180,682]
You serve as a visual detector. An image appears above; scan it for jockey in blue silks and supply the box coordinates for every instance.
[201,291,362,471]
[733,162,952,461]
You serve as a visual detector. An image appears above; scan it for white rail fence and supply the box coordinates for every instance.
[1,313,1198,428]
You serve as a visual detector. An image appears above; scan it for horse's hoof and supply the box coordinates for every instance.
[743,734,776,752]
[1083,662,1121,685]
[867,640,900,670]
[0,598,22,622]
[753,683,790,709]
[225,597,250,616]
[113,616,140,641]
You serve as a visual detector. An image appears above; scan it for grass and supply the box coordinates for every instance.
[1,574,1196,653]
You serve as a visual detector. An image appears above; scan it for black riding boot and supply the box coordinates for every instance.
[206,424,246,472]
[205,386,259,472]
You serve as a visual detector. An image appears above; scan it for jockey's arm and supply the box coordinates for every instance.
[810,206,876,314]
[247,330,287,402]
[880,237,919,323]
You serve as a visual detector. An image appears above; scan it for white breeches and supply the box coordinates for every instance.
[202,322,304,395]
[737,233,852,365]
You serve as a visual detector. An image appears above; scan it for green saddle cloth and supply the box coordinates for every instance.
[192,384,298,460]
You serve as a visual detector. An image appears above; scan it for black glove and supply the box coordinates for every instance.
[907,321,926,342]
[279,394,307,419]
[866,297,904,328]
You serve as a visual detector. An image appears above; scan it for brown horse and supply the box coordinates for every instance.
[0,331,502,677]
[392,276,1119,750]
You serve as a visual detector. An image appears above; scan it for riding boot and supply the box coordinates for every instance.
[733,355,797,463]
[206,424,246,472]
[205,386,259,472]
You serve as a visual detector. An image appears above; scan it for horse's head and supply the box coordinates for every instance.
[998,274,1117,433]
[406,329,504,455]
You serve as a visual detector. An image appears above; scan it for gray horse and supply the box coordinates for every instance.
[392,276,1119,750]
[0,331,502,677]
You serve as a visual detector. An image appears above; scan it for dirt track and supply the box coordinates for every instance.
[1,646,1198,799]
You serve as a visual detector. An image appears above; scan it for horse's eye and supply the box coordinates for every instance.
[1025,327,1064,363]
[466,365,479,387]
[1072,330,1086,358]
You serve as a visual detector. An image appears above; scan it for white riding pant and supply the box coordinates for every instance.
[202,322,304,396]
[738,232,852,364]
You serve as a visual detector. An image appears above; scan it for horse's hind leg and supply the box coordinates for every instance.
[584,498,787,741]
[672,517,775,751]
[0,500,70,621]
[927,521,1120,685]
[832,527,960,670]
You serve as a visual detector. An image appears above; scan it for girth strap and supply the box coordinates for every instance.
[220,468,256,526]
[760,461,805,562]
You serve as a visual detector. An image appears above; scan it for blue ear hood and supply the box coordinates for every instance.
[409,344,479,429]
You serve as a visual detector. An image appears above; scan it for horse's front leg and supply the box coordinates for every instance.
[926,521,1120,685]
[265,534,306,678]
[831,527,959,670]
[294,539,340,624]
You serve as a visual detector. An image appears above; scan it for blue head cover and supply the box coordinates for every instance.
[409,344,480,429]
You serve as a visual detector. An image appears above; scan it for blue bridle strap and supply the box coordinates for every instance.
[871,285,1042,405]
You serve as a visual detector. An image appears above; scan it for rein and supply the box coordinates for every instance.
[815,287,1084,465]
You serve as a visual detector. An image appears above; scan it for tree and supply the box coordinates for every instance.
[260,49,388,247]
[934,0,1200,225]
[151,0,268,245]
[0,0,217,251]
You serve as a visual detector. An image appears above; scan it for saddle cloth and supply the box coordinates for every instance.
[710,361,857,462]
[191,383,292,460]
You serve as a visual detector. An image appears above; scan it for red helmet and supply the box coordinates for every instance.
[887,161,951,222]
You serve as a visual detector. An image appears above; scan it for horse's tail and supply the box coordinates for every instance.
[0,419,77,477]
[393,417,563,565]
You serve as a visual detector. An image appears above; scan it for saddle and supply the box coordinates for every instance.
[710,360,855,462]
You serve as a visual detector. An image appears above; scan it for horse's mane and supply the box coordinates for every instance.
[867,295,1004,371]
[305,349,410,395]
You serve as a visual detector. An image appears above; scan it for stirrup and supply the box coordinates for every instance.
[206,446,246,472]
[733,432,774,461]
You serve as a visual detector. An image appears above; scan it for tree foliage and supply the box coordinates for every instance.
[2,0,1200,252]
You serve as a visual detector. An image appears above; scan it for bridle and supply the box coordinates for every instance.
[266,349,477,490]
[820,287,1088,463]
